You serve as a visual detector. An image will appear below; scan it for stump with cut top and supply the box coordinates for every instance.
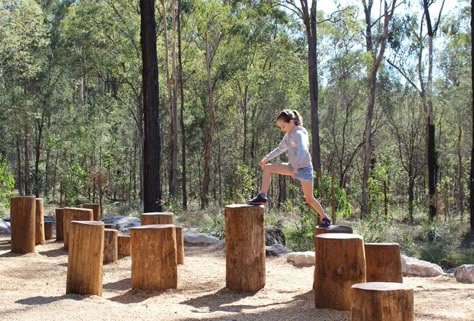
[225,204,265,292]
[35,198,45,245]
[66,221,104,296]
[130,224,177,290]
[118,235,131,258]
[55,208,64,242]
[351,282,414,321]
[141,212,175,225]
[81,203,101,221]
[365,243,402,283]
[63,208,93,250]
[175,226,184,265]
[44,220,54,240]
[314,233,366,311]
[313,224,353,289]
[10,196,36,254]
[103,228,118,264]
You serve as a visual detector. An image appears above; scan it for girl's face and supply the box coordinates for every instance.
[277,119,294,134]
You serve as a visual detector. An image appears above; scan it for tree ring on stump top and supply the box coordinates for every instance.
[225,204,265,209]
[131,224,176,230]
[71,221,104,226]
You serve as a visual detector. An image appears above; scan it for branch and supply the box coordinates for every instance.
[386,59,421,92]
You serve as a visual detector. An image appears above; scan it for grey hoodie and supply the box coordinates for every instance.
[264,126,312,169]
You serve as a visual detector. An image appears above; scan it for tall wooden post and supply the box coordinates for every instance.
[103,229,118,264]
[66,221,104,296]
[55,208,64,242]
[81,203,101,221]
[35,198,45,245]
[314,233,366,310]
[131,224,177,290]
[118,235,131,258]
[225,204,265,292]
[10,196,36,254]
[63,208,93,250]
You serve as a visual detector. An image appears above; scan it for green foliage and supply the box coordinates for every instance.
[314,174,352,218]
[0,159,15,216]
[225,164,255,204]
[284,203,317,251]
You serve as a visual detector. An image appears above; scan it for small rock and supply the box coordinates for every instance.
[401,255,444,277]
[266,244,289,257]
[286,251,315,267]
[0,220,10,234]
[184,231,220,245]
[454,265,474,284]
[265,225,285,246]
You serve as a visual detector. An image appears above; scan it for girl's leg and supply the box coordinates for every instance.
[260,163,292,193]
[300,180,327,219]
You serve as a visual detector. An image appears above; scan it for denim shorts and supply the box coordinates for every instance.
[288,164,314,181]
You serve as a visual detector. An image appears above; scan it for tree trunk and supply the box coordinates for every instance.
[301,0,321,176]
[201,30,217,209]
[35,198,45,245]
[456,125,464,218]
[471,0,474,232]
[141,0,162,212]
[16,138,23,195]
[103,228,118,264]
[33,112,45,197]
[24,126,30,196]
[364,243,402,282]
[177,0,187,209]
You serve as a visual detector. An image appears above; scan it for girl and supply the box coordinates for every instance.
[247,109,332,228]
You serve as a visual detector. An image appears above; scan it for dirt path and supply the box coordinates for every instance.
[0,236,473,321]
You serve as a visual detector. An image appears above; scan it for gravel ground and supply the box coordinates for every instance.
[0,236,473,321]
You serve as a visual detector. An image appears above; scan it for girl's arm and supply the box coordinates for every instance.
[264,136,288,162]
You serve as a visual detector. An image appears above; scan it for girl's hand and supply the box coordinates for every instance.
[259,158,268,169]
[290,170,296,180]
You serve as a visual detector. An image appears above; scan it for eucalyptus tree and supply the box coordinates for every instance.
[360,0,397,217]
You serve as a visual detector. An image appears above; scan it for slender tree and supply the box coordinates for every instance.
[140,0,162,212]
[360,0,397,217]
[470,0,474,231]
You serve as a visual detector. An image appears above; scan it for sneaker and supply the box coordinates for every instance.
[247,193,267,206]
[319,217,332,228]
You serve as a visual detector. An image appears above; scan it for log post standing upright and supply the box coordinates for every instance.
[10,196,36,254]
[365,243,402,282]
[351,282,414,321]
[55,208,64,242]
[225,204,265,292]
[314,233,366,311]
[44,220,54,240]
[103,228,118,264]
[35,198,45,245]
[314,225,353,289]
[175,226,184,264]
[63,208,93,250]
[117,235,131,257]
[66,221,104,296]
[130,224,177,290]
[81,203,100,221]
[141,212,175,225]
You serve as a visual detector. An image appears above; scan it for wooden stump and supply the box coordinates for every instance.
[66,221,104,296]
[313,225,353,289]
[10,196,36,254]
[351,282,414,321]
[130,224,177,290]
[225,204,265,292]
[44,220,54,240]
[63,208,93,250]
[55,208,64,242]
[315,233,366,310]
[35,198,45,245]
[117,235,131,258]
[175,226,184,265]
[103,229,118,264]
[81,203,101,221]
[104,224,114,229]
[365,243,402,283]
[141,212,175,225]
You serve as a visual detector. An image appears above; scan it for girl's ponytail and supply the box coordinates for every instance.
[292,110,303,126]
